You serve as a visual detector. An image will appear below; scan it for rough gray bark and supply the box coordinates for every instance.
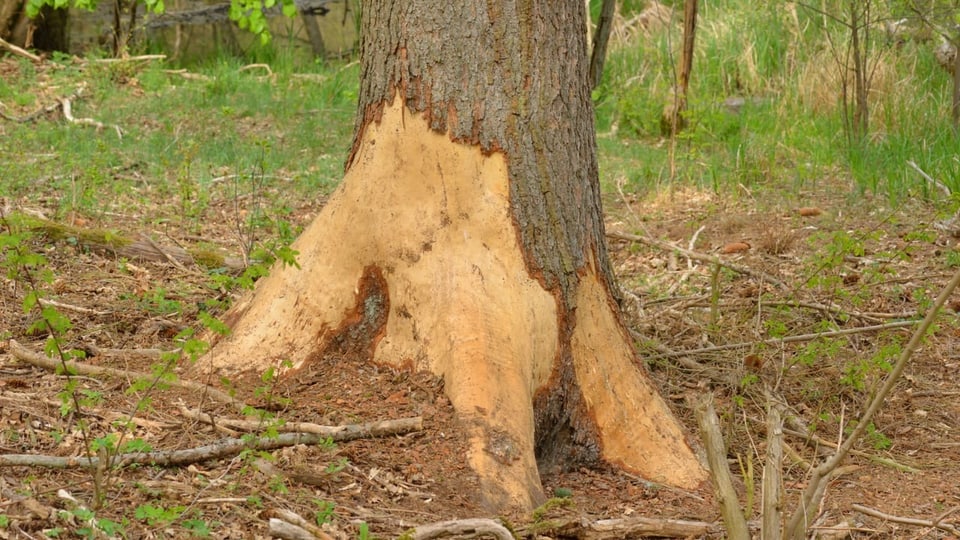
[348,0,621,472]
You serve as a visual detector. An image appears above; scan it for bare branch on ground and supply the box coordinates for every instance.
[783,267,960,540]
[852,503,960,536]
[0,36,41,62]
[607,230,787,288]
[178,405,423,438]
[0,417,422,470]
[645,320,919,360]
[410,518,513,540]
[522,515,720,539]
[691,394,750,540]
[8,339,243,412]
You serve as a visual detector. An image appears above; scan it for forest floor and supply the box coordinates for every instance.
[3,55,960,540]
[3,172,960,539]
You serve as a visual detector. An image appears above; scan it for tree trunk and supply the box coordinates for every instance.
[589,0,616,89]
[0,0,24,42]
[202,0,706,512]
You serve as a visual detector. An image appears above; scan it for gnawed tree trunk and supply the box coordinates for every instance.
[202,0,706,511]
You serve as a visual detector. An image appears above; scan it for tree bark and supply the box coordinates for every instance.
[589,0,616,89]
[202,0,706,512]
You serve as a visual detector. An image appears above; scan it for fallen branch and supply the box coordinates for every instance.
[607,230,787,288]
[780,426,919,473]
[410,518,513,540]
[523,516,719,539]
[263,508,334,540]
[783,266,960,540]
[692,394,749,540]
[0,36,41,62]
[645,320,919,360]
[761,392,784,540]
[851,503,960,536]
[178,405,423,438]
[5,210,246,272]
[38,298,110,316]
[8,339,243,412]
[60,87,124,139]
[0,417,422,470]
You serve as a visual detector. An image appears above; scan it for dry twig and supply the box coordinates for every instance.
[783,267,960,539]
[410,518,513,540]
[851,503,960,536]
[524,515,719,539]
[607,230,787,288]
[645,320,919,360]
[0,417,422,470]
[0,36,41,62]
[691,394,749,540]
[179,405,423,438]
[8,339,243,411]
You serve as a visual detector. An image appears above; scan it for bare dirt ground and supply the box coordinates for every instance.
[3,152,960,538]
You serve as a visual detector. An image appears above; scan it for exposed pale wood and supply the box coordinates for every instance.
[37,298,110,316]
[59,88,124,139]
[411,518,513,540]
[8,339,243,412]
[204,0,707,511]
[608,230,786,287]
[693,394,749,540]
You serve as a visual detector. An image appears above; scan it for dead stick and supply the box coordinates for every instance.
[607,230,786,288]
[9,339,243,412]
[646,320,919,360]
[784,267,960,540]
[692,394,749,540]
[851,504,960,536]
[411,518,513,540]
[0,417,421,470]
[761,392,784,540]
[262,508,335,540]
[0,36,41,62]
[179,405,423,437]
[60,88,124,139]
[780,427,919,473]
[525,513,719,538]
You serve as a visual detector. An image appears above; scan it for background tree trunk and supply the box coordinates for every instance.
[203,0,706,511]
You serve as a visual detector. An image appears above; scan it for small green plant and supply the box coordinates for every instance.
[356,522,371,540]
[134,503,185,527]
[313,500,336,526]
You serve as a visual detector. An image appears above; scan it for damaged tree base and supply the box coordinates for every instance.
[201,99,706,512]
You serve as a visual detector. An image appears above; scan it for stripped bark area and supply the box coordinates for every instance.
[202,0,705,511]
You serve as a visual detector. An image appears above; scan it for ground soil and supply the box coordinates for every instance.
[3,85,960,538]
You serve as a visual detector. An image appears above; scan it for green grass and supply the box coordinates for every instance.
[593,0,958,202]
[2,1,958,219]
[0,54,356,221]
